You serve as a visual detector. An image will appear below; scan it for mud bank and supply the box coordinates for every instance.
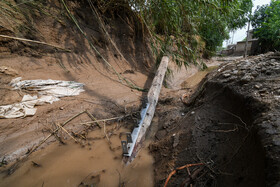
[152,52,280,186]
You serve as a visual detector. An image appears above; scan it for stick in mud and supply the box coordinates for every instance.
[0,34,71,52]
[79,113,134,126]
[85,110,102,128]
[56,123,78,143]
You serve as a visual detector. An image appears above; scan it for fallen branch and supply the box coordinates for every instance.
[0,34,71,52]
[72,131,87,140]
[85,110,102,128]
[51,126,66,145]
[164,163,204,187]
[56,123,78,143]
[79,114,131,126]
[29,110,86,154]
[124,56,169,161]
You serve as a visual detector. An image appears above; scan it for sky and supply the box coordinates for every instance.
[223,0,271,47]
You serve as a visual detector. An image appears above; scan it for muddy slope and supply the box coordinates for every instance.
[0,0,153,163]
[152,52,280,186]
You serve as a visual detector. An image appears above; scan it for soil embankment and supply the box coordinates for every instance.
[151,52,280,186]
[0,1,155,186]
[0,0,153,163]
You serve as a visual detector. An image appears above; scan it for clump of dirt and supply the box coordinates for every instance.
[151,52,280,186]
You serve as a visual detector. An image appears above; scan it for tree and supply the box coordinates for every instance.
[197,0,253,57]
[251,0,280,52]
[144,0,253,62]
[1,0,252,66]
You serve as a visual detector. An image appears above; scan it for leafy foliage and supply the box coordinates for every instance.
[144,0,252,64]
[198,0,252,56]
[90,0,253,65]
[0,0,253,67]
[251,0,280,52]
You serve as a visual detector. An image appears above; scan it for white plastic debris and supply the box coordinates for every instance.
[0,77,84,119]
[10,77,84,97]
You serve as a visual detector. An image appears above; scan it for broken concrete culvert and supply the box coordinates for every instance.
[151,52,280,187]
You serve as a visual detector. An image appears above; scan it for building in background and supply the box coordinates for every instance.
[220,30,259,56]
[234,30,259,56]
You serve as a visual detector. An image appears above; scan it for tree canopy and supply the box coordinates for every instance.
[251,0,280,53]
[95,0,253,65]
[129,0,253,65]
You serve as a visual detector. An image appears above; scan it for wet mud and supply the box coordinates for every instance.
[0,124,154,187]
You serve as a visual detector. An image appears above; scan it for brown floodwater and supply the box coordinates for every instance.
[0,124,154,187]
[181,66,218,88]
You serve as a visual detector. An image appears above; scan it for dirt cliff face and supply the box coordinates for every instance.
[0,0,152,70]
[151,52,280,186]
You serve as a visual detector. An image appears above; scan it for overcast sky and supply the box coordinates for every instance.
[223,0,271,47]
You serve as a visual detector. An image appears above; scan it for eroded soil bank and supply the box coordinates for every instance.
[151,52,280,186]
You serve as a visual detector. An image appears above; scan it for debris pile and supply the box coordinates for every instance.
[0,78,84,118]
[216,52,280,102]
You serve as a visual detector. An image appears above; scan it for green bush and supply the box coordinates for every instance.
[139,0,253,64]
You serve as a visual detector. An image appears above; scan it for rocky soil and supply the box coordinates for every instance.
[151,52,280,187]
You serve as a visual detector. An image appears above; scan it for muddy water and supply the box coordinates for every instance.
[181,66,218,88]
[0,124,154,187]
